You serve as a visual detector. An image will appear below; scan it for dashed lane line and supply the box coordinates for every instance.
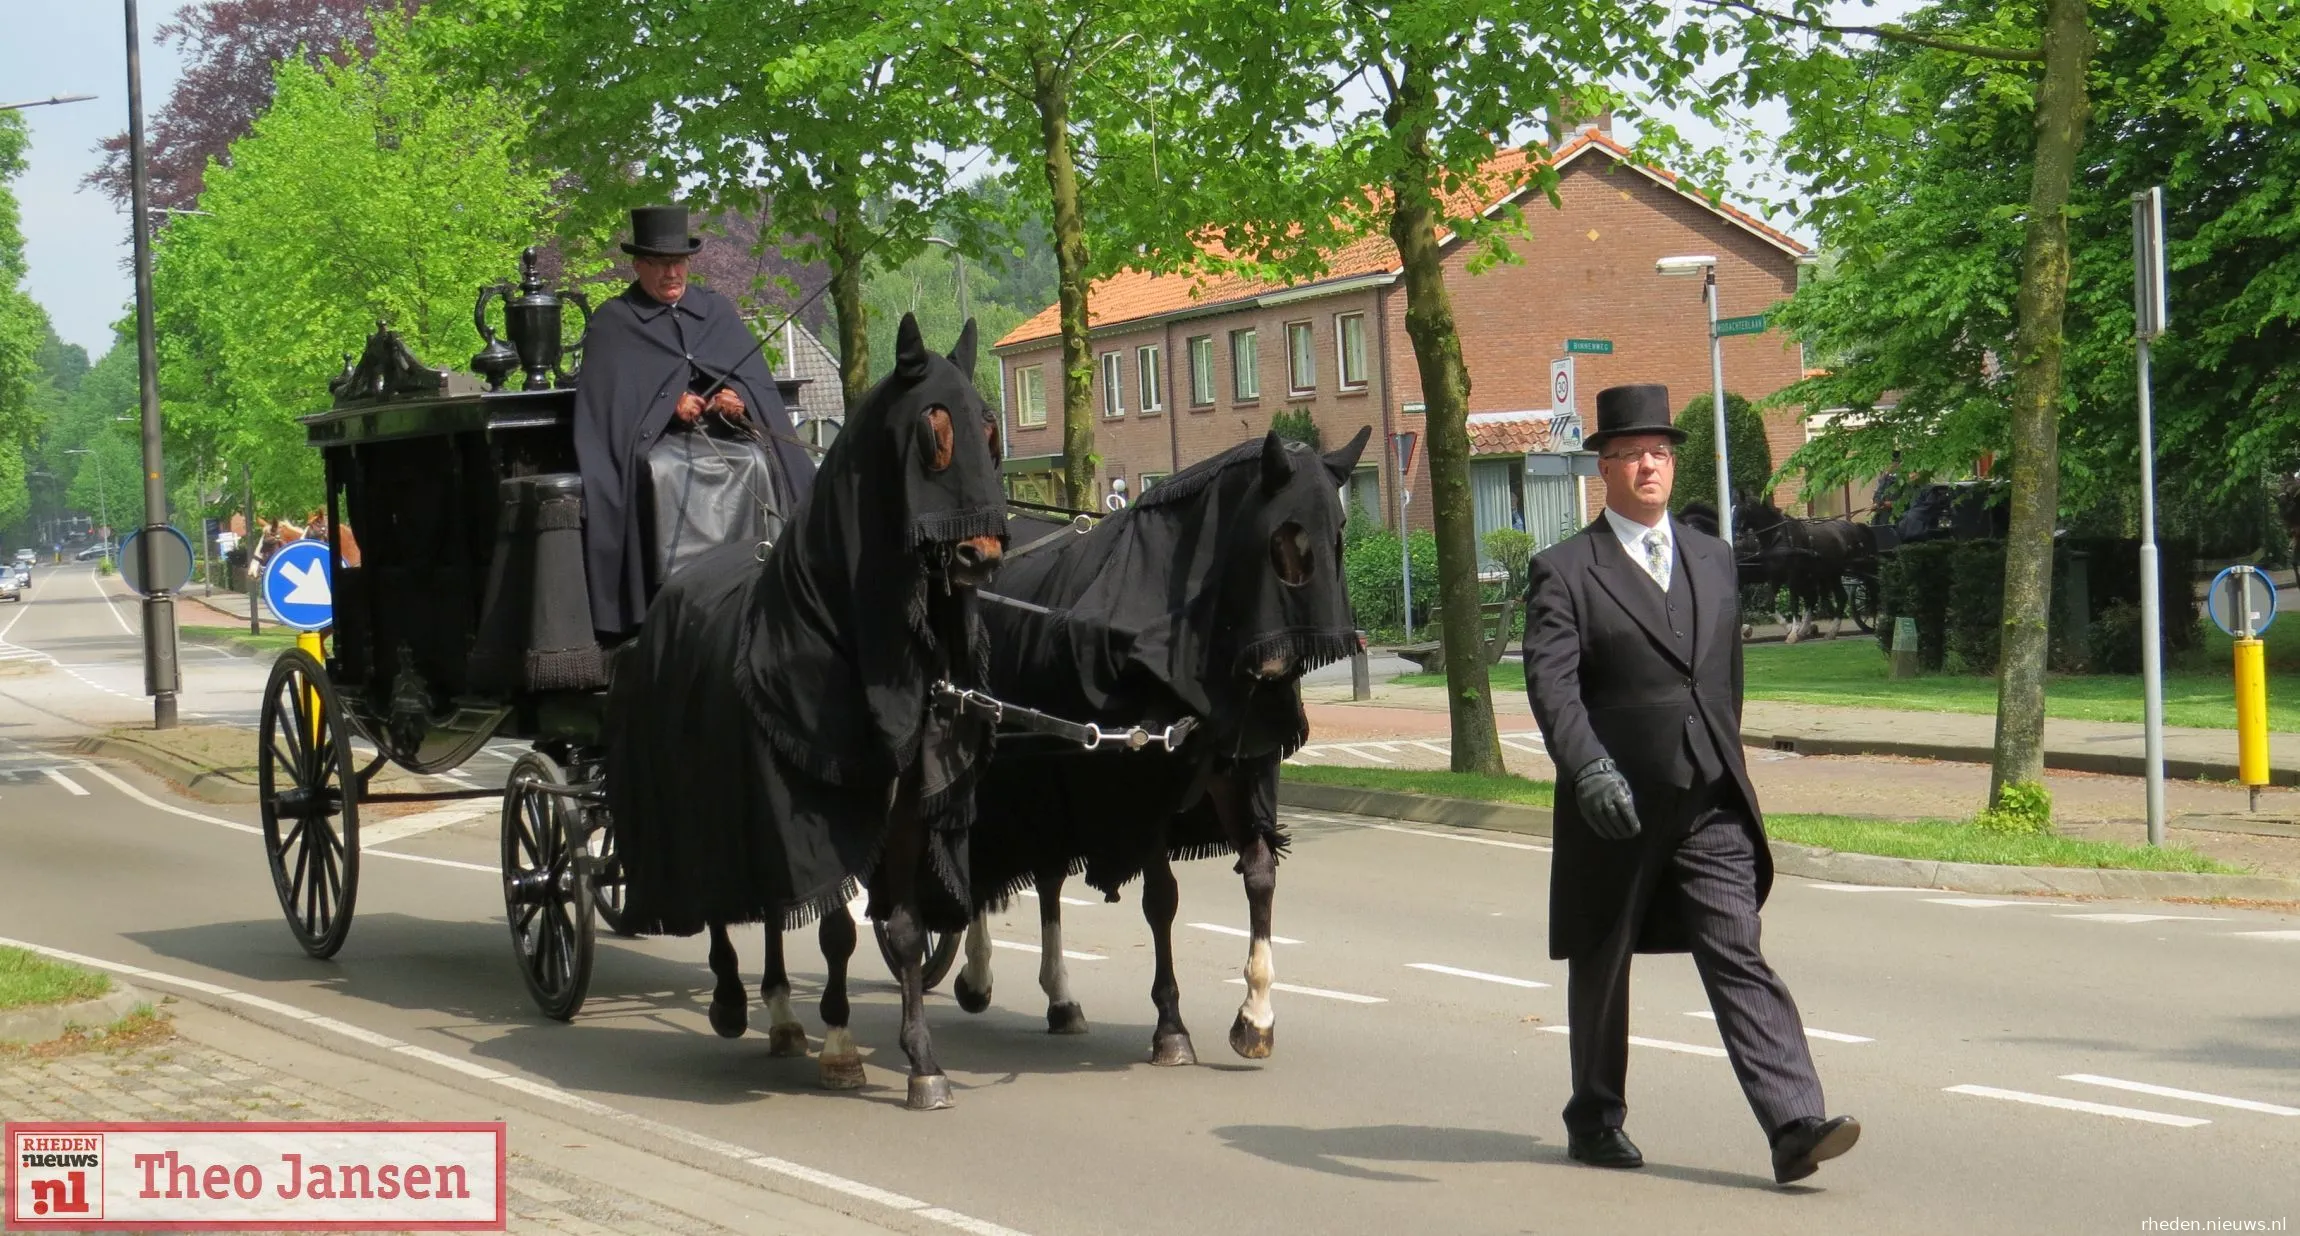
[1332,744,1394,765]
[1405,962,1550,989]
[1686,1010,1871,1043]
[1411,741,1450,756]
[2231,930,2300,942]
[990,939,1105,961]
[1944,1084,2210,1128]
[1188,922,1303,945]
[1292,814,1550,853]
[2060,1074,2300,1117]
[1924,898,2046,908]
[0,934,1040,1236]
[1538,1025,1727,1057]
[1225,977,1385,1004]
[40,767,88,796]
[2055,913,2226,925]
[1016,889,1096,908]
[1804,884,1931,894]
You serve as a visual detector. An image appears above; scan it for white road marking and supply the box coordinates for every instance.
[1353,819,1549,852]
[74,759,496,873]
[359,804,490,848]
[1371,742,1405,752]
[1406,962,1549,989]
[2060,1074,2300,1116]
[1499,738,1546,756]
[1411,741,1451,756]
[1945,1084,2210,1127]
[1017,889,1096,908]
[1924,898,2043,908]
[1333,744,1394,765]
[1189,922,1304,945]
[1226,978,1385,1004]
[41,767,89,796]
[2231,930,2300,942]
[0,934,1041,1236]
[1538,1025,1727,1057]
[88,566,136,635]
[1686,1010,1871,1042]
[2054,913,2225,924]
[1805,883,1932,893]
[991,939,1104,961]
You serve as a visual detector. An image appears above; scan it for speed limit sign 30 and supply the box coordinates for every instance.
[1550,356,1576,416]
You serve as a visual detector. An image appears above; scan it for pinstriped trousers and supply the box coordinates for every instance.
[1563,794,1826,1140]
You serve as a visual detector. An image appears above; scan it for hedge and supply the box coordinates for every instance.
[1876,536,2200,674]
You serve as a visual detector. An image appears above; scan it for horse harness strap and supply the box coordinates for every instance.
[930,680,1197,752]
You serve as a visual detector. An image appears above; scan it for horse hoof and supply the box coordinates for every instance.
[1047,1002,1089,1035]
[1228,1011,1274,1060]
[818,1051,866,1090]
[1149,1032,1197,1067]
[707,997,747,1040]
[954,970,992,1015]
[906,1073,955,1111]
[766,1024,809,1057]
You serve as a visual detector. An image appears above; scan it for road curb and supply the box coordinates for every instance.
[1739,725,2300,788]
[0,983,152,1045]
[76,733,260,804]
[1276,778,2300,903]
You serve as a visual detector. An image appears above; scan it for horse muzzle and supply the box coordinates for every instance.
[944,534,1004,588]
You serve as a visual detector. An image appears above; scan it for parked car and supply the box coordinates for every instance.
[10,549,31,565]
[73,542,116,562]
[0,571,20,602]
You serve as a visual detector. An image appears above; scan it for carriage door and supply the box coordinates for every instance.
[1521,453,1580,550]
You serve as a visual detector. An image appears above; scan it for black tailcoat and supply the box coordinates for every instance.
[1521,516,1770,960]
[572,283,815,635]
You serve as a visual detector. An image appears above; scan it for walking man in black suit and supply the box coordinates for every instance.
[1522,383,1860,1185]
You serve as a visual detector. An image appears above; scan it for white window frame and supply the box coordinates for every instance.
[1285,320,1316,394]
[1230,328,1260,401]
[1100,350,1125,418]
[1137,344,1164,412]
[1139,471,1169,492]
[1187,335,1215,406]
[1014,365,1048,427]
[1336,312,1368,389]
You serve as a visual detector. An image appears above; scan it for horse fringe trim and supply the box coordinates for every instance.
[1237,629,1359,676]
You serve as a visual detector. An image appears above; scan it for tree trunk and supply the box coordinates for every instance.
[1385,56,1504,776]
[1033,52,1095,508]
[1988,0,2092,804]
[829,207,870,413]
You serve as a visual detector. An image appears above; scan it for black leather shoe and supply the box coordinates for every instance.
[1566,1128,1645,1169]
[1771,1115,1860,1184]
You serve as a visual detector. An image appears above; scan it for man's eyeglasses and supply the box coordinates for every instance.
[1601,446,1677,463]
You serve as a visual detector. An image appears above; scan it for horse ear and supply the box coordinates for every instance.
[946,319,979,377]
[895,313,931,382]
[1323,425,1371,482]
[1260,430,1293,494]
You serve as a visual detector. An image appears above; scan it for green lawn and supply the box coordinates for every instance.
[1399,624,2300,731]
[180,625,306,658]
[1280,765,2241,873]
[0,946,109,1010]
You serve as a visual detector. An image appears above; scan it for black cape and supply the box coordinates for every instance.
[572,283,816,635]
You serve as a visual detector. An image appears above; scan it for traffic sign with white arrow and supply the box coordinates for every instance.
[262,539,335,631]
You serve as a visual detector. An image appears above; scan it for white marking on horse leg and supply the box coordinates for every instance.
[764,985,807,1057]
[818,1025,864,1090]
[1239,937,1274,1031]
[1038,918,1073,1008]
[960,912,993,991]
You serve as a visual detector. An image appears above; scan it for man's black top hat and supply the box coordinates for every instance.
[621,205,703,257]
[1585,383,1686,450]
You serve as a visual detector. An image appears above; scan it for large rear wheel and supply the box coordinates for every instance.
[503,751,595,1020]
[874,918,964,991]
[259,649,360,960]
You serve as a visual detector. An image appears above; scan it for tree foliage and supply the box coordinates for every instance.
[1672,392,1772,514]
[0,114,55,534]
[149,16,562,516]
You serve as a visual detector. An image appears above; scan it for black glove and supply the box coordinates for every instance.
[1573,757,1643,841]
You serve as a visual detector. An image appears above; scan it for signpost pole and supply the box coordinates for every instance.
[123,0,180,729]
[2134,187,2169,845]
[1705,268,1734,546]
[1394,431,1418,641]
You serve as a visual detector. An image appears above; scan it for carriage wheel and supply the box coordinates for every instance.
[582,804,637,938]
[873,919,964,991]
[502,751,595,1021]
[1848,574,1880,634]
[259,649,360,960]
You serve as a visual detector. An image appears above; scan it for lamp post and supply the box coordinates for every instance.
[0,93,97,112]
[921,236,969,322]
[1657,254,1731,544]
[123,0,182,729]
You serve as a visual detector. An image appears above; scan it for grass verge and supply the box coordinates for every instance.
[1279,766,2242,873]
[180,624,305,658]
[0,945,109,1010]
[0,1007,174,1060]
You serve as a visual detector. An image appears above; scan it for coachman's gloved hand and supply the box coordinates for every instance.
[674,391,706,424]
[1573,758,1643,841]
[708,388,746,421]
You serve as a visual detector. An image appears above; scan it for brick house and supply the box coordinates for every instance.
[991,124,1814,555]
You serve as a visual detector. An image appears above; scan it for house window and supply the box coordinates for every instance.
[1187,335,1215,406]
[1137,344,1164,412]
[1101,351,1124,418]
[1336,312,1368,388]
[1014,365,1046,428]
[1286,321,1315,393]
[1139,471,1168,492]
[1230,329,1260,400]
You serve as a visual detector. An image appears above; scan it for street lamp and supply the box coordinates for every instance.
[921,236,969,322]
[1656,254,1733,544]
[65,449,112,559]
[0,93,97,112]
[122,0,183,728]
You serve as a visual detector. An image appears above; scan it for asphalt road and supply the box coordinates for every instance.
[3,563,2298,1235]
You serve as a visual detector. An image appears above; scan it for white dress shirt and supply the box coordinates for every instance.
[1603,505,1675,592]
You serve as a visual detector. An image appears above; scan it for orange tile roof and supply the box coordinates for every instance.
[995,130,1807,350]
[1468,412,1555,456]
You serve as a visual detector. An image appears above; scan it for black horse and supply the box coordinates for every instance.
[604,314,1008,1111]
[1685,498,1881,640]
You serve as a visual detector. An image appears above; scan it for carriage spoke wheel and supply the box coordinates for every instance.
[502,751,595,1021]
[582,804,637,938]
[259,649,360,960]
[1849,574,1880,634]
[874,919,964,991]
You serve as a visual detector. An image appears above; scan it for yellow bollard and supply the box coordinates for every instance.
[296,631,327,751]
[2235,636,2269,808]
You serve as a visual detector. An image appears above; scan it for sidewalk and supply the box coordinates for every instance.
[2,998,893,1236]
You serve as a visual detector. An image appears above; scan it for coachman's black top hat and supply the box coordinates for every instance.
[1585,383,1686,451]
[621,205,703,257]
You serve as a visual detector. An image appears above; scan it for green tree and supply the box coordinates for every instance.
[0,114,55,534]
[861,246,1029,410]
[150,15,561,516]
[1671,392,1771,515]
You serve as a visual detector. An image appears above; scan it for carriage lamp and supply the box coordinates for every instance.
[1656,254,1735,544]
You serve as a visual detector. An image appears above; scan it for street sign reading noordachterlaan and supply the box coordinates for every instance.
[1564,338,1613,354]
[263,538,335,632]
[119,525,193,596]
[1714,314,1770,338]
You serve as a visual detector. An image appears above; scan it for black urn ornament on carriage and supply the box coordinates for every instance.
[472,247,591,391]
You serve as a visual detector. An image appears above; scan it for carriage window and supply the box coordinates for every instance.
[1271,520,1314,587]
[925,406,954,471]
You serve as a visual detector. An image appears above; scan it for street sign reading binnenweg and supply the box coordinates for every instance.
[1714,314,1770,338]
[1564,338,1613,355]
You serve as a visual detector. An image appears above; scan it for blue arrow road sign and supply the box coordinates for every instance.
[263,539,335,631]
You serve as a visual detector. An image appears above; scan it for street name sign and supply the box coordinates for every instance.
[263,538,335,632]
[1714,314,1770,338]
[1563,338,1613,355]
